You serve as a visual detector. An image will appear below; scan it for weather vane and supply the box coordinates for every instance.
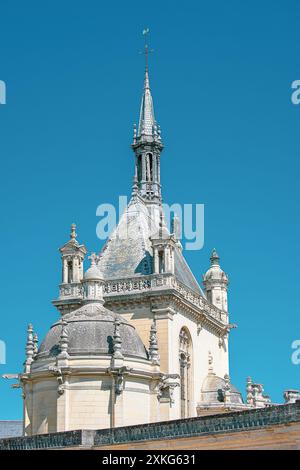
[140,27,153,69]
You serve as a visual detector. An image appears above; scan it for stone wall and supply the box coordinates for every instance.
[0,401,299,450]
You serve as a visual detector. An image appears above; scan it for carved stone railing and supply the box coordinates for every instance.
[104,274,227,324]
[58,282,83,299]
[56,274,227,324]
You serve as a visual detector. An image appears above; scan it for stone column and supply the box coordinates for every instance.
[63,258,68,283]
[153,247,159,274]
[73,257,79,282]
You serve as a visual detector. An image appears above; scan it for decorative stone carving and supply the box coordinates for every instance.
[157,374,180,406]
[58,319,69,359]
[246,377,271,408]
[33,333,38,358]
[48,366,64,395]
[115,373,124,395]
[224,374,231,404]
[149,320,160,365]
[24,324,34,373]
[112,318,123,360]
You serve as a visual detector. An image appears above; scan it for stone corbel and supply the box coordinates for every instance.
[107,366,132,396]
[218,323,237,348]
[48,366,65,395]
[157,373,180,406]
[115,373,124,395]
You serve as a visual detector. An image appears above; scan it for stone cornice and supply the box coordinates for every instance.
[103,274,229,333]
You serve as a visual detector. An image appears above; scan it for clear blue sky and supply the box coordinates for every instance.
[0,0,299,419]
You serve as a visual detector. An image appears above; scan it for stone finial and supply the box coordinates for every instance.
[157,124,162,141]
[246,376,253,405]
[33,333,39,357]
[131,176,138,197]
[210,248,220,266]
[59,319,69,359]
[88,252,98,266]
[112,318,123,360]
[70,223,77,240]
[25,324,34,373]
[208,351,214,373]
[224,373,231,404]
[149,320,160,366]
[171,214,181,240]
[133,123,137,144]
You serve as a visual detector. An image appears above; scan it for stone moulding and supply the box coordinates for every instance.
[0,401,299,450]
[104,274,228,325]
[54,273,229,331]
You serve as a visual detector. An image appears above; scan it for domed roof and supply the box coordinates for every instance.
[84,253,103,280]
[203,249,228,283]
[83,265,102,280]
[200,373,244,405]
[37,303,148,360]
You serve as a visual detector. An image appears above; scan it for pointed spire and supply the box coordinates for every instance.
[149,320,160,365]
[131,32,163,202]
[112,318,123,360]
[24,324,34,373]
[137,67,156,139]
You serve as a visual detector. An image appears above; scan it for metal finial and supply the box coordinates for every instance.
[70,223,77,239]
[141,28,153,71]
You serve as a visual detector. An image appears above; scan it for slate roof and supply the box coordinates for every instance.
[97,197,203,295]
[38,302,148,360]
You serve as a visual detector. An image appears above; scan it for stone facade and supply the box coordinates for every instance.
[2,60,296,437]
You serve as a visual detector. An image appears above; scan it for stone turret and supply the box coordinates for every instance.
[203,249,229,312]
[53,224,87,314]
[151,212,176,274]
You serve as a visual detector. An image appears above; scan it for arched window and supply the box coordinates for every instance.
[179,327,192,418]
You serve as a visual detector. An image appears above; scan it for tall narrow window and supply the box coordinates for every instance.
[179,328,192,418]
[67,260,73,283]
[158,251,164,273]
[146,153,153,181]
[137,155,142,183]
